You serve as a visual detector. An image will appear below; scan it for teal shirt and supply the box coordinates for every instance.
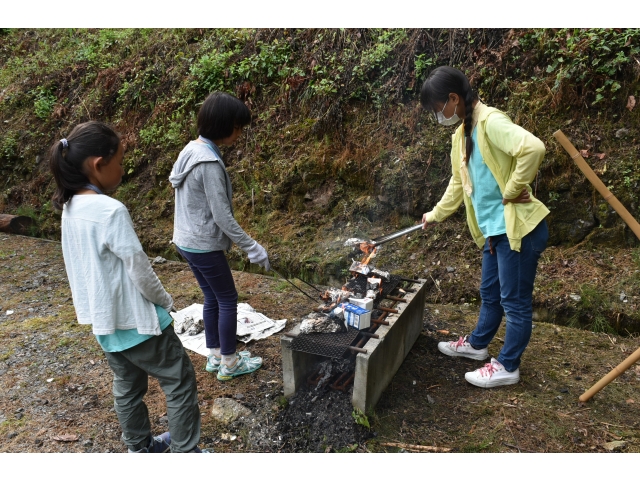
[95,305,174,352]
[177,245,212,253]
[468,128,506,237]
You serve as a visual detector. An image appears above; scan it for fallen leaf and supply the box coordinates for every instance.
[436,330,449,335]
[627,95,636,112]
[626,398,635,404]
[594,153,606,160]
[53,434,78,442]
[603,440,626,452]
[580,149,590,158]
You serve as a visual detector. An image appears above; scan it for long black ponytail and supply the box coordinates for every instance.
[49,121,120,210]
[420,66,478,163]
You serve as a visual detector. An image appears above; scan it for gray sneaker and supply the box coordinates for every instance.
[217,354,262,381]
[205,351,251,373]
[437,335,489,361]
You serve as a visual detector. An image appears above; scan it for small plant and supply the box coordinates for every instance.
[414,53,436,81]
[352,408,370,429]
[274,281,289,293]
[336,443,358,453]
[33,86,56,119]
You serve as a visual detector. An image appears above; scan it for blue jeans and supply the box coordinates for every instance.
[468,220,548,372]
[176,248,238,355]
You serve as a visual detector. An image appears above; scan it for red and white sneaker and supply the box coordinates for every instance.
[465,358,520,388]
[438,336,489,361]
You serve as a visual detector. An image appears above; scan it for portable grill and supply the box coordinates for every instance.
[281,273,428,412]
[289,328,361,359]
[287,272,413,364]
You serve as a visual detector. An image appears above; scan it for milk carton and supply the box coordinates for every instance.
[340,303,371,330]
[349,297,374,311]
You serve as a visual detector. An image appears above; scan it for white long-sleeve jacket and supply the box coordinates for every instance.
[61,195,173,335]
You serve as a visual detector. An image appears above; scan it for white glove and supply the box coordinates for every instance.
[246,241,270,271]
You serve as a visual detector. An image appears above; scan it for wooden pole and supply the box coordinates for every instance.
[553,130,640,241]
[554,130,640,401]
[579,347,640,402]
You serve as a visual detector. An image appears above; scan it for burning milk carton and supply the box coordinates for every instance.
[339,302,371,330]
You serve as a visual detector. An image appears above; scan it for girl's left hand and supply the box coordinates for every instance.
[502,188,531,205]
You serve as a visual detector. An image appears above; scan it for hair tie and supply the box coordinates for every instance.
[60,138,68,148]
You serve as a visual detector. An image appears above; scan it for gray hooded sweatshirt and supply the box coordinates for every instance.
[169,141,255,252]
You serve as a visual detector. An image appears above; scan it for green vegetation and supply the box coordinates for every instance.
[352,408,370,428]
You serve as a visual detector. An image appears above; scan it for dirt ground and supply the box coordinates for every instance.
[1,234,639,454]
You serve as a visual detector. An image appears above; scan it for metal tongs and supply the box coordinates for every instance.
[270,265,322,304]
[365,223,426,248]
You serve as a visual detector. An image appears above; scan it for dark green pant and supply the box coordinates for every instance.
[104,325,201,452]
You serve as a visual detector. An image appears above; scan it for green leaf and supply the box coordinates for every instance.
[352,408,370,429]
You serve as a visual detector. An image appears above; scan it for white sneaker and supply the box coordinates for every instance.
[465,358,520,388]
[438,336,489,361]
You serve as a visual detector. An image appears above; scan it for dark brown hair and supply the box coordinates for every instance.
[197,92,251,141]
[48,121,120,210]
[420,66,478,162]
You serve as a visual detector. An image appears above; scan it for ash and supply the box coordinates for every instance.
[241,358,373,452]
[275,359,373,451]
[312,357,353,389]
[299,312,346,334]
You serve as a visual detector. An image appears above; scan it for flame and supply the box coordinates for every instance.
[359,243,377,266]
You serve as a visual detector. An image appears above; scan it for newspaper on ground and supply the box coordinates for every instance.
[170,303,287,357]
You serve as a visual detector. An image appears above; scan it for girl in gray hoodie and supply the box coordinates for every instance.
[170,92,268,381]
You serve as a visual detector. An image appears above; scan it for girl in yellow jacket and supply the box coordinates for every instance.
[420,66,549,388]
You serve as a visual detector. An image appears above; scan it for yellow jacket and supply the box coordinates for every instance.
[424,102,549,252]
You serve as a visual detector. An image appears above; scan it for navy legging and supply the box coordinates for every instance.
[176,248,238,355]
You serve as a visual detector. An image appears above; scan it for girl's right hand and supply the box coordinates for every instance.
[421,213,429,229]
[502,188,531,205]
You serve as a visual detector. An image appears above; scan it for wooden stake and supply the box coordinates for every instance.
[553,130,640,241]
[554,130,640,401]
[380,442,451,453]
[579,347,640,402]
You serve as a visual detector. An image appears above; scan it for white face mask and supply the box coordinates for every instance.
[436,99,461,126]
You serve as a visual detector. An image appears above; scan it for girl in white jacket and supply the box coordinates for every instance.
[49,121,203,452]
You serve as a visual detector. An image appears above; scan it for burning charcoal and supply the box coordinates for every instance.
[186,317,204,336]
[349,260,370,276]
[371,268,391,281]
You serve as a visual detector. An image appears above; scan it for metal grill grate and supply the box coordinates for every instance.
[289,328,361,359]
